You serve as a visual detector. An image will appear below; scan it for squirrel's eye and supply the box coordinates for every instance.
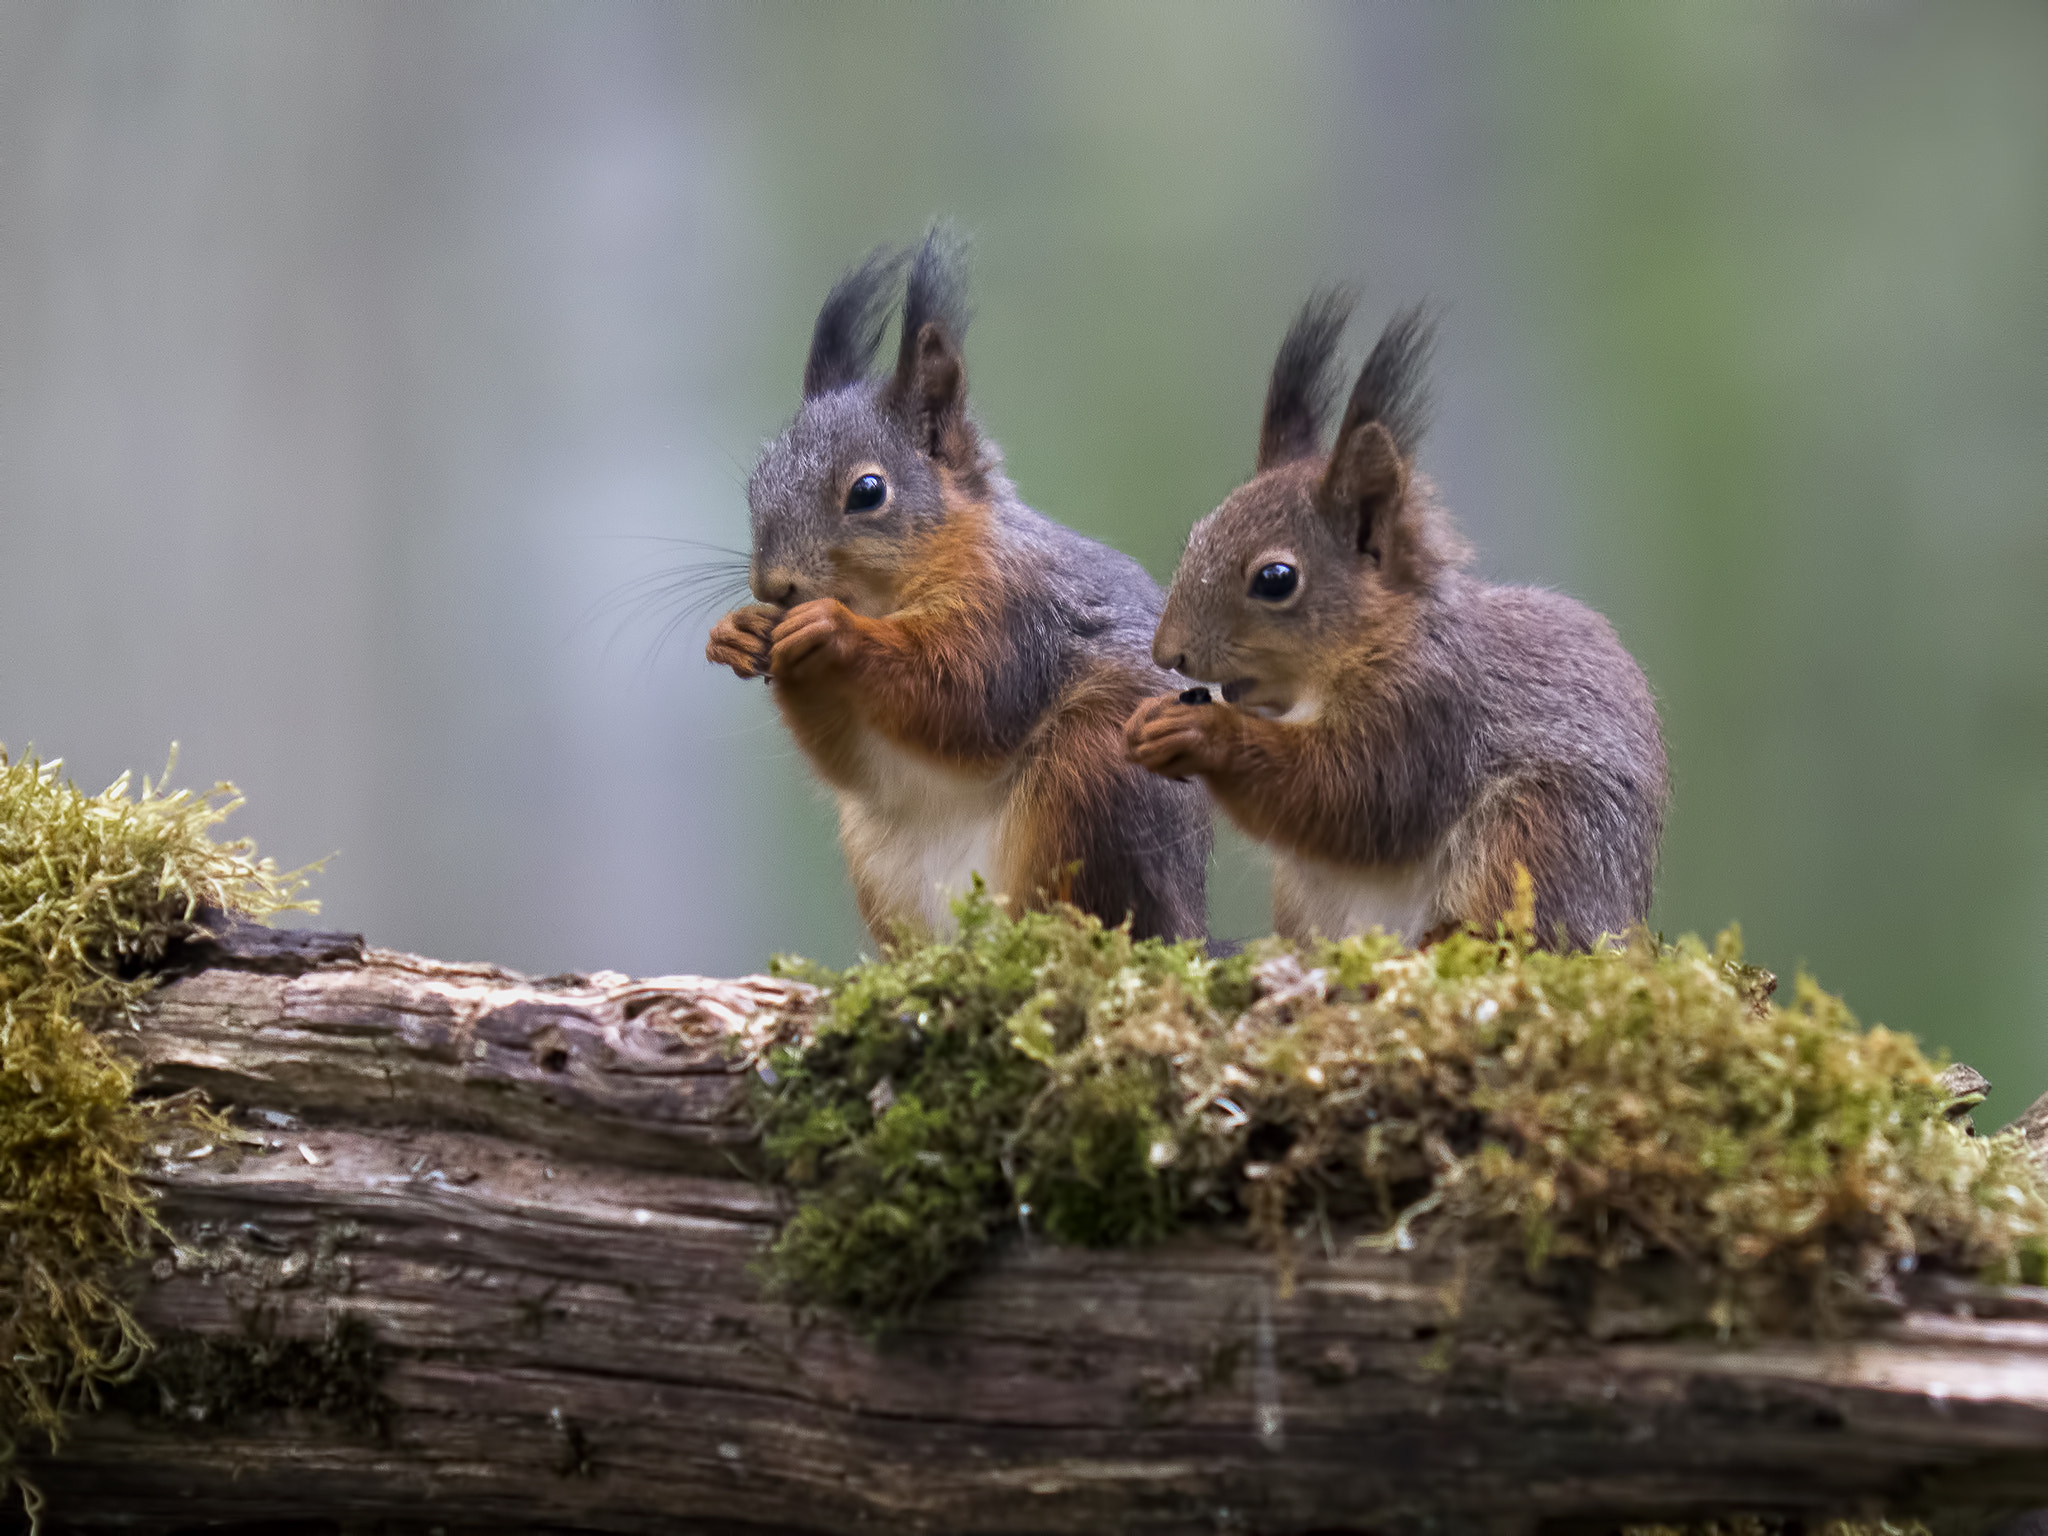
[844,474,887,514]
[1248,562,1299,602]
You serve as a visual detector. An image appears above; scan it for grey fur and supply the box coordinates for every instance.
[1359,572,1667,941]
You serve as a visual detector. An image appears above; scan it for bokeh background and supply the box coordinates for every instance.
[3,3,2044,1115]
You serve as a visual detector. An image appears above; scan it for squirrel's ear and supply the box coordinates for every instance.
[1257,289,1352,472]
[1316,304,1435,579]
[891,321,978,470]
[1318,420,1409,564]
[884,222,979,474]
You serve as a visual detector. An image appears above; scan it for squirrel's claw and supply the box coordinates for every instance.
[1123,695,1223,781]
[707,604,780,680]
[768,598,859,683]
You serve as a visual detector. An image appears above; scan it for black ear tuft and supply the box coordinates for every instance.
[882,222,982,476]
[1333,302,1436,460]
[803,245,910,399]
[893,220,973,383]
[1258,288,1354,471]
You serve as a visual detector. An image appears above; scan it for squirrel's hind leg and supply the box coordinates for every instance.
[1439,771,1639,951]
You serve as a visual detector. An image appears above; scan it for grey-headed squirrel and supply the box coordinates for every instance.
[708,227,1210,944]
[1125,293,1666,948]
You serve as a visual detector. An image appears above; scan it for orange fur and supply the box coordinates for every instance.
[765,491,1017,789]
[1126,577,1426,864]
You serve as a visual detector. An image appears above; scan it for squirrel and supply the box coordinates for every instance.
[1123,292,1666,949]
[706,227,1210,945]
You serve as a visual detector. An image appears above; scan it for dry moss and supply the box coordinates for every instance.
[756,878,2048,1334]
[102,1318,388,1440]
[0,746,309,1469]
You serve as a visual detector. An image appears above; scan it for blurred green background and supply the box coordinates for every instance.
[3,4,2043,1115]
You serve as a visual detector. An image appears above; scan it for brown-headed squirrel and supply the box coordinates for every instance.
[707,228,1210,944]
[1124,292,1666,948]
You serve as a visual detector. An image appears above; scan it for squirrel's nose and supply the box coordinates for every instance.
[751,567,803,607]
[1152,609,1192,675]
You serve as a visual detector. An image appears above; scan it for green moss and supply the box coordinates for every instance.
[754,879,2048,1336]
[0,746,309,1467]
[757,889,1222,1321]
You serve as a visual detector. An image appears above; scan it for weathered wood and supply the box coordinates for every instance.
[131,929,816,1172]
[20,928,2048,1535]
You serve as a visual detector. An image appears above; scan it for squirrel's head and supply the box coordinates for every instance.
[1153,294,1466,719]
[746,224,992,614]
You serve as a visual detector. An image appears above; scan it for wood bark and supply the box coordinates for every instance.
[17,921,2048,1535]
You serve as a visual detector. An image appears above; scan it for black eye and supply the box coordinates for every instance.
[1248,562,1298,602]
[845,473,887,513]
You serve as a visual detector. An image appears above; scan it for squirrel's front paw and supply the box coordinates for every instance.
[1123,695,1232,781]
[706,604,781,680]
[769,598,865,682]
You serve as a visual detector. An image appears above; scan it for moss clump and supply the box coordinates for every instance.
[755,880,2048,1333]
[757,889,1218,1320]
[0,747,309,1463]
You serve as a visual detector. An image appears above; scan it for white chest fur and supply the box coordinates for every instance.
[1271,852,1445,944]
[835,729,1007,935]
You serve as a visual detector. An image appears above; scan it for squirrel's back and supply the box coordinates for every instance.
[1431,576,1667,930]
[993,498,1170,662]
[1450,580,1663,787]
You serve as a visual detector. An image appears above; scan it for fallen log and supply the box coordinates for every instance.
[18,923,2048,1535]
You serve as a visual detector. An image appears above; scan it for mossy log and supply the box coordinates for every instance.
[19,921,2048,1536]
